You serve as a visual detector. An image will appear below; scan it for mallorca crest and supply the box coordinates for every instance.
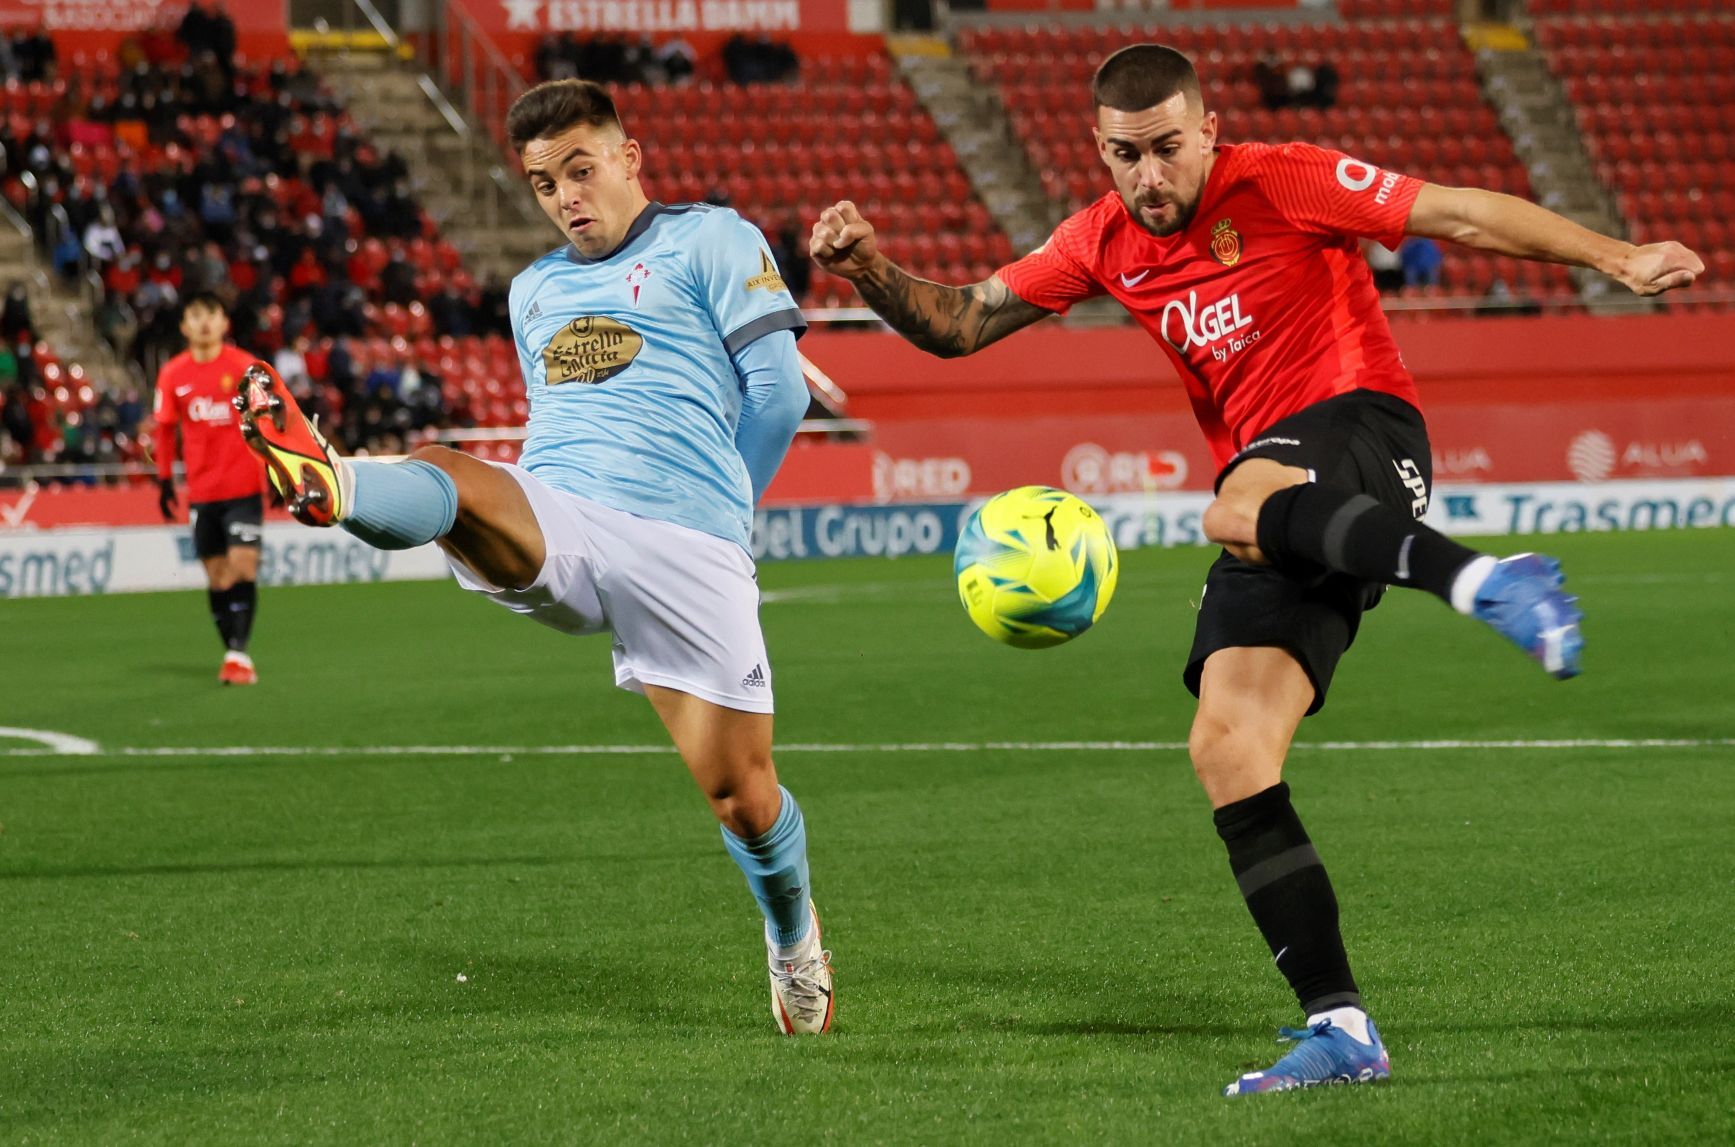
[1210,218,1242,267]
[626,262,651,306]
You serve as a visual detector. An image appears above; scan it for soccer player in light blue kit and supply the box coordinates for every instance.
[236,79,834,1034]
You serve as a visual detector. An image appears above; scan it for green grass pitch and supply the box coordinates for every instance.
[3,529,1732,1143]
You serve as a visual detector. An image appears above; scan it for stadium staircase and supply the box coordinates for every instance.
[889,35,1054,259]
[1526,0,1735,305]
[954,6,1576,305]
[303,43,552,284]
[0,232,123,390]
[1473,29,1637,306]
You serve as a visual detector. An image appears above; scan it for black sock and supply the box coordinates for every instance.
[208,586,238,650]
[227,580,257,652]
[1213,782,1361,1015]
[1256,484,1481,602]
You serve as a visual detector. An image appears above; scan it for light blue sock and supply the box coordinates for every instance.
[341,459,458,550]
[720,786,812,949]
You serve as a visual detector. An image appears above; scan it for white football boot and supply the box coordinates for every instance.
[767,903,834,1034]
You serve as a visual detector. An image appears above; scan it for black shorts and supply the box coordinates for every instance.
[1183,390,1433,714]
[190,494,264,559]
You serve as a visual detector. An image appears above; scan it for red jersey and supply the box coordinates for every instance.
[153,345,269,504]
[998,142,1424,472]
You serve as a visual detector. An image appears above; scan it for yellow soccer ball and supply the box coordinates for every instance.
[954,486,1119,648]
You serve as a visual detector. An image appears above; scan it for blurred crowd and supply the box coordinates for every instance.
[0,11,522,470]
[534,32,696,86]
[532,32,799,86]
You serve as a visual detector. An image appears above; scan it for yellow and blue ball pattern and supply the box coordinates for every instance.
[954,486,1119,648]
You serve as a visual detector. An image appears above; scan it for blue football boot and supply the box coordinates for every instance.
[1223,1016,1392,1096]
[1470,553,1583,679]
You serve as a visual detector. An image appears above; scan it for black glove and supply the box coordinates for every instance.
[157,477,177,521]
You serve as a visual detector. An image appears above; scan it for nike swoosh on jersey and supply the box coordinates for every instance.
[1119,269,1152,288]
[175,386,194,396]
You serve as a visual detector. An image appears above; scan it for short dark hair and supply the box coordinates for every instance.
[1092,44,1202,113]
[181,291,226,319]
[506,79,623,153]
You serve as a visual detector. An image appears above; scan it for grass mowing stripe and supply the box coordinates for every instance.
[2,530,1731,1143]
[3,737,1733,758]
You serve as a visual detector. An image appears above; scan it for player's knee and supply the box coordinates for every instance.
[407,444,466,478]
[700,756,779,837]
[1202,498,1255,547]
[1188,712,1281,787]
[710,787,779,838]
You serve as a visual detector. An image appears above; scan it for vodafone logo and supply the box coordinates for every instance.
[1336,158,1378,192]
[1336,156,1403,205]
[1062,443,1188,494]
[187,396,233,424]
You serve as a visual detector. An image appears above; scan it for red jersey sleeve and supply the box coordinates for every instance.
[152,363,179,481]
[1255,143,1422,250]
[994,207,1107,314]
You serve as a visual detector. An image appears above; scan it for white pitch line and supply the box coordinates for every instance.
[2,738,1733,759]
[0,727,101,754]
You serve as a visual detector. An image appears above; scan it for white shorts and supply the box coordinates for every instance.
[444,463,774,713]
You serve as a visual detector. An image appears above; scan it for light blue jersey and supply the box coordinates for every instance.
[510,203,807,548]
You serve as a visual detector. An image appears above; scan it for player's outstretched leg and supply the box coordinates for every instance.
[236,361,459,549]
[1207,460,1583,678]
[1191,649,1389,1096]
[646,685,834,1035]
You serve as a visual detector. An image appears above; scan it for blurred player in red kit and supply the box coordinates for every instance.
[153,292,271,685]
[812,44,1701,1093]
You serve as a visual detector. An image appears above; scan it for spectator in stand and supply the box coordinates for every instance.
[13,23,55,83]
[428,280,473,337]
[185,240,230,295]
[274,334,312,392]
[1400,237,1444,289]
[536,35,577,82]
[1254,55,1338,111]
[770,221,813,301]
[724,34,800,84]
[0,382,31,463]
[97,293,140,360]
[1,282,34,342]
[379,250,418,306]
[1363,239,1404,293]
[178,2,237,79]
[659,38,696,85]
[1254,53,1288,111]
[476,273,511,337]
[1309,61,1340,110]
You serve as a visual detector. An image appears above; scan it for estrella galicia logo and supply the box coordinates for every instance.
[542,316,644,385]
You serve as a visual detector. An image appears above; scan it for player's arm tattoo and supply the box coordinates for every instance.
[852,260,1050,358]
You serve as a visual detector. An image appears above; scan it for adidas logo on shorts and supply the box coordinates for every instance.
[741,664,767,688]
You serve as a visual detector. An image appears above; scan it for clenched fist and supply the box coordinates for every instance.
[1614,241,1704,296]
[809,200,880,280]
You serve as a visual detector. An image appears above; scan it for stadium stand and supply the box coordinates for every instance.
[958,9,1577,302]
[0,41,526,464]
[0,26,1010,470]
[1531,3,1735,292]
[511,36,1010,307]
[615,67,1008,310]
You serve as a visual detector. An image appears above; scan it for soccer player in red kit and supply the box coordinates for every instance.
[154,292,272,685]
[811,45,1702,1093]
